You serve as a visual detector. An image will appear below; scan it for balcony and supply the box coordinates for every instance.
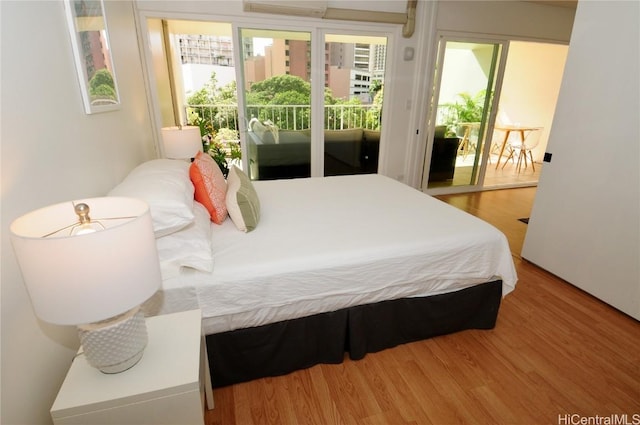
[186,103,382,136]
[187,103,382,179]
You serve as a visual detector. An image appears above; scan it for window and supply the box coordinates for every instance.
[324,33,386,176]
[240,28,312,180]
[144,18,391,180]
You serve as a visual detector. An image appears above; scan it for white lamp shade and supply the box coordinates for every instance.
[10,197,162,325]
[161,126,202,159]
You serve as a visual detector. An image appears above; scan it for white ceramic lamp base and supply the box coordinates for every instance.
[78,307,148,374]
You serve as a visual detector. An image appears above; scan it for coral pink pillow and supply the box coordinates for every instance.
[189,151,227,224]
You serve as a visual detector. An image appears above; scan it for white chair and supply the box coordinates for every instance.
[487,128,507,165]
[501,127,543,173]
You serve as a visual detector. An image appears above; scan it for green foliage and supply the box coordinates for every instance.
[272,90,308,105]
[327,97,364,129]
[187,73,218,105]
[187,73,226,133]
[217,80,237,102]
[91,84,116,99]
[186,73,240,136]
[188,112,210,140]
[366,86,383,130]
[212,128,242,177]
[188,90,241,177]
[442,90,486,135]
[369,79,383,96]
[187,71,384,142]
[324,87,336,105]
[245,75,312,129]
[88,69,116,100]
[249,75,311,103]
[207,142,231,177]
[89,69,114,91]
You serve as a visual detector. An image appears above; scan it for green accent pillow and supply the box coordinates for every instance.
[225,166,260,232]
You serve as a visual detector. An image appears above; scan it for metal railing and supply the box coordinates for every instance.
[186,103,381,135]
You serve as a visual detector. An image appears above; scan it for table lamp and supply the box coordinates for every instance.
[10,197,162,374]
[161,126,202,160]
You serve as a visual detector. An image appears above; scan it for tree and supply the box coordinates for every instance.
[217,80,237,102]
[445,90,486,123]
[91,84,116,100]
[186,72,218,105]
[186,71,382,133]
[186,72,241,174]
[442,90,486,136]
[246,75,312,130]
[369,79,383,96]
[248,74,310,103]
[329,97,366,129]
[186,72,240,134]
[366,85,383,130]
[89,68,116,100]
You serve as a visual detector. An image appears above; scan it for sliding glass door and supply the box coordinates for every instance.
[323,33,387,176]
[423,36,506,192]
[142,17,392,181]
[238,29,388,180]
[239,28,312,180]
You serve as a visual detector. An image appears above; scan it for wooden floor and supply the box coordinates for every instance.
[206,188,640,425]
[428,153,541,190]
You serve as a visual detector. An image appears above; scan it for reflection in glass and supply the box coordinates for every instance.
[427,41,501,189]
[240,29,312,180]
[323,34,386,176]
[65,0,119,113]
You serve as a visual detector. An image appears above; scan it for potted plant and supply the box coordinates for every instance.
[207,128,242,178]
[442,90,486,137]
[188,113,241,178]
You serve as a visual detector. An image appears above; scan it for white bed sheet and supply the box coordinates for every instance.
[156,174,517,335]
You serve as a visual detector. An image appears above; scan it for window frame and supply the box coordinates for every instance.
[136,9,399,177]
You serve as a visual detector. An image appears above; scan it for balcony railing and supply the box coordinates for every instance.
[186,103,381,135]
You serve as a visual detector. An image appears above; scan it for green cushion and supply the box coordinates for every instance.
[226,166,260,232]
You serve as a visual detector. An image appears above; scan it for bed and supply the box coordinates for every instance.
[112,159,517,388]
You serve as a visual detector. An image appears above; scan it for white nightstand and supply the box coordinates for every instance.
[51,309,214,425]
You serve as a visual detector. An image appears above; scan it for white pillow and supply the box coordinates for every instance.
[155,202,213,278]
[250,117,264,136]
[109,159,195,237]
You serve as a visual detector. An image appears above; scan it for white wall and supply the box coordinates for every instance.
[498,41,568,162]
[0,1,156,423]
[522,1,640,319]
[182,64,237,95]
[438,47,492,106]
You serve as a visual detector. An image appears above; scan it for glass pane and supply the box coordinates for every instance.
[240,29,312,180]
[155,20,241,177]
[486,41,567,187]
[323,34,386,176]
[427,41,500,189]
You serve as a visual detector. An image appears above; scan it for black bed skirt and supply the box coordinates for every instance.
[206,279,502,388]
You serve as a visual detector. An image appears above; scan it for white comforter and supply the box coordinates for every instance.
[159,174,517,334]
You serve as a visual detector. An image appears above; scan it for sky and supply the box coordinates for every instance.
[253,37,272,56]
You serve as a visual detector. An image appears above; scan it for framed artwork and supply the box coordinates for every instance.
[63,0,120,114]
